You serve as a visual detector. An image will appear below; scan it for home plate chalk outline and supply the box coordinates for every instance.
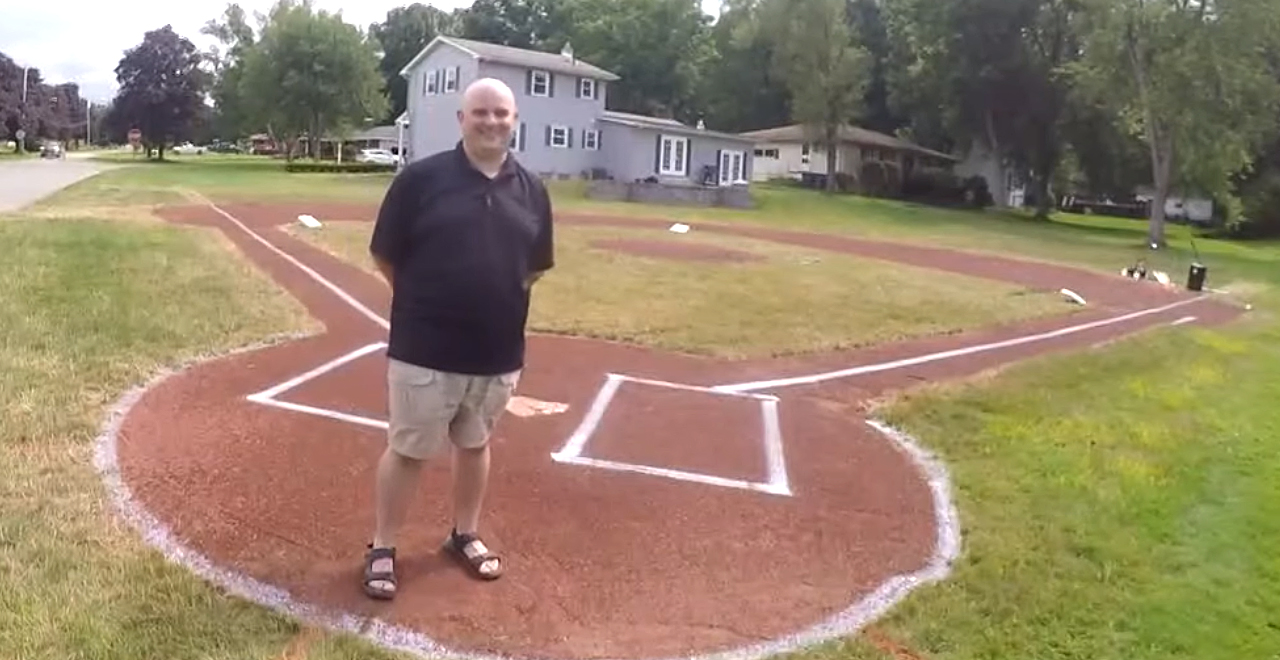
[549,373,791,496]
[210,196,1209,499]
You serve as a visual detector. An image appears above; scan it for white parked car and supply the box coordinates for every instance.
[356,148,398,165]
[173,142,205,155]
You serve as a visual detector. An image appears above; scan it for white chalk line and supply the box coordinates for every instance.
[713,295,1205,393]
[190,192,390,331]
[549,373,794,497]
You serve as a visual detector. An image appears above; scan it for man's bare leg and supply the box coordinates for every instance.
[369,446,424,594]
[450,444,500,575]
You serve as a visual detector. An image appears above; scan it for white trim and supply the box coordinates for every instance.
[579,77,596,99]
[424,69,437,95]
[720,150,746,185]
[583,129,599,150]
[397,35,480,78]
[549,124,569,148]
[531,70,551,97]
[443,66,458,93]
[659,134,689,176]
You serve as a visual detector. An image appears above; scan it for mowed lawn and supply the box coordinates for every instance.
[0,155,1275,659]
[285,220,1070,358]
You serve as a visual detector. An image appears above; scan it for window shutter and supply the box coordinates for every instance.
[548,73,555,97]
[526,70,533,95]
[596,129,602,149]
[593,81,600,100]
[545,125,552,146]
[575,78,582,98]
[568,128,574,148]
[654,134,662,173]
[519,122,526,151]
[716,149,723,183]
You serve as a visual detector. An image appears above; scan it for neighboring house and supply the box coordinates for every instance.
[739,123,957,186]
[397,35,756,197]
[346,113,409,155]
[952,138,1028,208]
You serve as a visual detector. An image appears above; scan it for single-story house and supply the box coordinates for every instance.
[397,35,756,204]
[739,123,958,188]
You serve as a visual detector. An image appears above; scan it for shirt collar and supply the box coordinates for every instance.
[454,140,517,181]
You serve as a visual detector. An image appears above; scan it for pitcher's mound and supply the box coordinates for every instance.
[590,237,764,263]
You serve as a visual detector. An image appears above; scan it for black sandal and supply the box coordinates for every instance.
[442,529,503,580]
[362,544,397,599]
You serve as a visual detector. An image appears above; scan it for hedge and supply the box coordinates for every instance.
[284,161,396,174]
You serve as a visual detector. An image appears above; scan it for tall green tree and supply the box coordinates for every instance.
[884,0,1085,218]
[459,0,567,48]
[110,25,211,159]
[1071,0,1280,245]
[758,0,872,193]
[699,0,792,132]
[238,0,388,160]
[551,0,714,122]
[370,3,463,122]
[201,3,258,139]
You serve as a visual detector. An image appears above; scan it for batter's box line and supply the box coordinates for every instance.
[550,373,793,497]
[245,341,390,430]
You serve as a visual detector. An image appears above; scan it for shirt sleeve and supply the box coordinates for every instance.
[530,183,555,272]
[369,168,414,265]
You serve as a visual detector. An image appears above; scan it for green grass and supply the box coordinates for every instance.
[287,220,1072,358]
[2,157,1278,659]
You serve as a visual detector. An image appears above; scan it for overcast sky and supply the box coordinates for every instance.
[2,0,725,104]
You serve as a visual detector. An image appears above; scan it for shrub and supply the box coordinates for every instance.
[284,161,396,174]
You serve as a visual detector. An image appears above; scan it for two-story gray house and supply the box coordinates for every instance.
[397,36,756,192]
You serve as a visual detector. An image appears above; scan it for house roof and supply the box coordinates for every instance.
[400,36,621,81]
[739,123,958,161]
[600,111,756,143]
[348,124,400,141]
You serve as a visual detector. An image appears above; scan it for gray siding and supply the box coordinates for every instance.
[597,122,755,186]
[405,44,480,161]
[479,60,606,178]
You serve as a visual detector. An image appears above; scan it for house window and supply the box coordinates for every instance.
[718,150,747,184]
[425,70,437,95]
[801,142,810,164]
[509,122,524,151]
[579,78,596,99]
[443,67,458,93]
[531,70,550,97]
[659,134,689,176]
[583,129,599,150]
[549,124,569,148]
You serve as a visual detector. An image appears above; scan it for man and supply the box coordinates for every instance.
[361,77,554,599]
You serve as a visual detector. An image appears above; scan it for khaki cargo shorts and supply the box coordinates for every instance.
[386,358,520,460]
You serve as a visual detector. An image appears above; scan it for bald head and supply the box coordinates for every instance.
[457,77,518,163]
[461,77,516,111]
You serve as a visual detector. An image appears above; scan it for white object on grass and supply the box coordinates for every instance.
[669,222,690,234]
[1059,288,1087,305]
[298,214,322,228]
[1153,270,1171,285]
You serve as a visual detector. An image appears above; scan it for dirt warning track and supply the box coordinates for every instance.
[98,199,1241,660]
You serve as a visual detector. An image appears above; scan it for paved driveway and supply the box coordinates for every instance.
[0,157,113,213]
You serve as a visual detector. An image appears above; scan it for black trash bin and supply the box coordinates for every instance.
[1187,262,1208,291]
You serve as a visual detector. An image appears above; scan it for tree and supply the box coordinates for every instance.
[110,25,211,159]
[759,0,872,193]
[370,3,463,123]
[458,0,566,49]
[551,0,714,122]
[698,0,792,132]
[201,3,259,139]
[883,0,1086,219]
[238,0,388,160]
[1071,0,1280,246]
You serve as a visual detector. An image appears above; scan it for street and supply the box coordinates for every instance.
[0,154,111,213]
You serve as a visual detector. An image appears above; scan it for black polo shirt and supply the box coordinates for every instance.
[369,142,554,375]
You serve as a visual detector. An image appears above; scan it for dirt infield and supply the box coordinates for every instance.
[99,200,1242,660]
[589,236,766,263]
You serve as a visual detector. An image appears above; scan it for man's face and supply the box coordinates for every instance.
[458,88,517,154]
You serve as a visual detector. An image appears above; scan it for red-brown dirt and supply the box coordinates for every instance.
[109,201,1242,660]
[589,237,766,262]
